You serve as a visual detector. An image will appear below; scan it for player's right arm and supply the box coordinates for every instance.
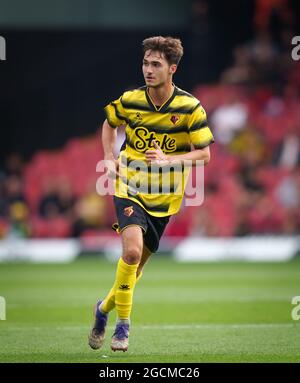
[102,94,128,177]
[101,119,120,177]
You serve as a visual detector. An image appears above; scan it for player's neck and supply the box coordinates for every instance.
[147,81,174,107]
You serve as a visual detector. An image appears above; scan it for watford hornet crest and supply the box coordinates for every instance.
[124,206,134,217]
[170,115,180,125]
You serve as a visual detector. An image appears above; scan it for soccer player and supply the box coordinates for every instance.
[88,36,214,352]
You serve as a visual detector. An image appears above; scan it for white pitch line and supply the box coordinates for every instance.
[0,323,297,332]
[138,323,298,330]
[6,295,294,308]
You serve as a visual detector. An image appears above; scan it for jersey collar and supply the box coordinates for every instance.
[145,84,177,113]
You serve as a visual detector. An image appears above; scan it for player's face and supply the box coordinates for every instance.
[142,50,176,88]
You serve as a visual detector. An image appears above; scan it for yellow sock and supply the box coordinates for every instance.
[101,258,139,318]
[115,257,138,320]
[101,261,120,313]
[100,284,116,314]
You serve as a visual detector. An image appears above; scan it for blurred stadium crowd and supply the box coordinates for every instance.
[0,0,299,240]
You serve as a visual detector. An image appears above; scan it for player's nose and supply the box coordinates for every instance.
[146,67,153,75]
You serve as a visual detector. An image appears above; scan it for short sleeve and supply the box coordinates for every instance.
[188,104,214,149]
[104,96,128,128]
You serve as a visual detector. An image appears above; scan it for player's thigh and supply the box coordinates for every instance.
[121,225,144,264]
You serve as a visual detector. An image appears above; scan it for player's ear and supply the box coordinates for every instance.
[169,64,177,74]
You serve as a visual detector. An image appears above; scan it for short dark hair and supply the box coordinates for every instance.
[142,36,184,66]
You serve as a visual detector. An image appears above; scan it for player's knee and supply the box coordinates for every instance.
[123,246,142,264]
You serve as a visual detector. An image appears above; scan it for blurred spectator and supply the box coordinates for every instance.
[229,126,270,165]
[222,30,280,85]
[6,201,30,238]
[211,95,248,145]
[234,190,253,236]
[0,171,6,217]
[247,30,279,66]
[1,175,28,218]
[221,24,297,87]
[281,208,300,234]
[4,153,24,177]
[0,219,9,238]
[221,45,257,85]
[233,171,282,236]
[246,192,283,234]
[262,94,285,117]
[38,178,76,219]
[187,0,221,85]
[56,180,76,217]
[72,184,108,237]
[275,169,300,208]
[38,179,62,218]
[273,125,300,169]
[239,165,265,194]
[254,0,295,35]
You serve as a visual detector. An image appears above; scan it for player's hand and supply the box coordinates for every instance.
[145,140,170,165]
[104,157,120,178]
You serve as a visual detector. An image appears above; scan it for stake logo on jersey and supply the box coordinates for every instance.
[104,85,214,217]
[134,127,176,153]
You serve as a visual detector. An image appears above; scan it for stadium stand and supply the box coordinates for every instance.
[1,75,299,240]
[1,24,300,239]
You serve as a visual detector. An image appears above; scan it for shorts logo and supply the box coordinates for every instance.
[170,115,180,125]
[124,206,134,217]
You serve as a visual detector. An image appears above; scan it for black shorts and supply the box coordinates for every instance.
[112,196,170,253]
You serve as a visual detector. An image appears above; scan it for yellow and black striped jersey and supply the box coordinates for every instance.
[104,85,214,217]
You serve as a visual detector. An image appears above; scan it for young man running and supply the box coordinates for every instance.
[89,36,214,352]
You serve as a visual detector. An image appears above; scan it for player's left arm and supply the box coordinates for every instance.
[168,145,210,165]
[186,104,214,165]
[145,141,210,166]
[145,103,213,166]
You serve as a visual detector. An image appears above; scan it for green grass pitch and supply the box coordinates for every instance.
[0,256,300,363]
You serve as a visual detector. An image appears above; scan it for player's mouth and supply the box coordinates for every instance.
[146,77,155,81]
